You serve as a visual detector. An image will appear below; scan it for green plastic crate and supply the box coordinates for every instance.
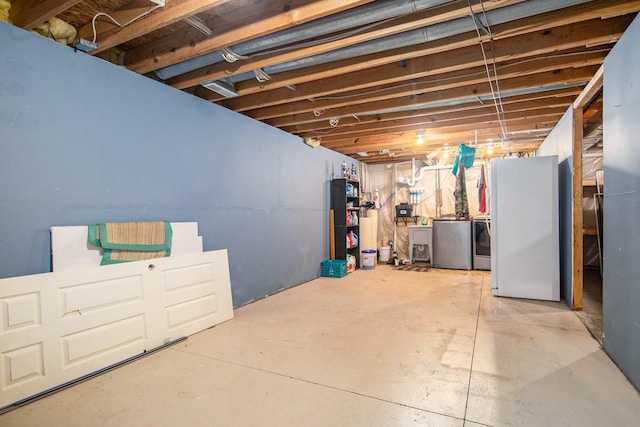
[321,259,347,278]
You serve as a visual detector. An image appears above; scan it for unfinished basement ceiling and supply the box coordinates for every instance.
[7,0,639,164]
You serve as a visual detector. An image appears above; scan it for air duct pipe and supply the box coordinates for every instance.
[198,0,593,88]
[155,0,455,79]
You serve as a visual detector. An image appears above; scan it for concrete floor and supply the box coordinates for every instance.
[575,269,604,344]
[2,265,639,426]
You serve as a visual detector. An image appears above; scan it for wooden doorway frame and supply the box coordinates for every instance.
[571,65,603,309]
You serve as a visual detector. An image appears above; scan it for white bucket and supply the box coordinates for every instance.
[362,250,376,270]
[379,246,391,262]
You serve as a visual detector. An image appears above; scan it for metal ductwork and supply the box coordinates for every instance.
[220,0,594,87]
[155,0,455,79]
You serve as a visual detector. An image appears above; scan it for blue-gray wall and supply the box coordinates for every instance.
[0,23,355,307]
[602,14,640,391]
[536,107,574,306]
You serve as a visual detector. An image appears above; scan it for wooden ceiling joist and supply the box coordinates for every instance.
[263,66,598,128]
[10,0,82,29]
[126,0,375,73]
[8,0,638,163]
[216,15,630,112]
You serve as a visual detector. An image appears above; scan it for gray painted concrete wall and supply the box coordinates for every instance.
[536,107,574,305]
[0,23,354,307]
[602,14,640,391]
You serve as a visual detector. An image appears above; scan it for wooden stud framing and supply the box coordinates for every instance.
[571,65,603,310]
[572,106,584,310]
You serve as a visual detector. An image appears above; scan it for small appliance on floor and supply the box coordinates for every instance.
[432,218,472,270]
[472,217,491,270]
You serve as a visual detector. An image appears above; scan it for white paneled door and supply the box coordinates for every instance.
[0,250,233,409]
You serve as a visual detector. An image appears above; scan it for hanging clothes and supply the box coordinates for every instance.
[478,163,487,213]
[454,161,470,220]
[451,143,476,176]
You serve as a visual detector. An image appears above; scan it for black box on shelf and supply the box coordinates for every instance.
[396,203,412,217]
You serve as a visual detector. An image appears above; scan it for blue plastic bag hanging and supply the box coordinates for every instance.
[451,143,476,176]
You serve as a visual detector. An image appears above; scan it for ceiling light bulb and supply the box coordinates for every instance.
[486,147,494,155]
[417,136,424,145]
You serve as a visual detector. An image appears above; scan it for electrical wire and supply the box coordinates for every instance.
[216,0,457,63]
[253,67,272,82]
[466,0,508,141]
[220,47,250,62]
[91,4,163,44]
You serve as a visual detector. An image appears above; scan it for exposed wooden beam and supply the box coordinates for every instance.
[167,0,523,89]
[574,65,604,109]
[216,16,629,111]
[77,0,160,42]
[10,0,81,29]
[296,107,568,142]
[319,116,565,149]
[171,0,639,90]
[572,107,584,310]
[262,66,597,128]
[88,0,236,55]
[127,0,376,73]
[285,93,579,135]
[246,51,605,121]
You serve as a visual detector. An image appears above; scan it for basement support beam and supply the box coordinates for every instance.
[571,64,603,310]
[572,106,584,310]
[10,0,81,29]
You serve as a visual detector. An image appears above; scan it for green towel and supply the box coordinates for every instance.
[88,221,172,265]
[451,143,476,176]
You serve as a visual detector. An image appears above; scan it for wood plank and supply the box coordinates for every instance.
[262,66,598,127]
[76,0,159,41]
[286,95,577,135]
[297,108,567,143]
[171,0,639,90]
[583,227,598,236]
[10,0,81,29]
[127,0,375,73]
[217,15,630,110]
[246,51,605,121]
[321,122,557,151]
[574,65,604,109]
[167,0,524,89]
[88,0,236,55]
[572,106,584,310]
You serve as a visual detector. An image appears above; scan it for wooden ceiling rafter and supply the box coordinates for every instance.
[5,0,639,164]
[214,15,631,111]
[10,0,82,29]
[262,65,599,128]
[126,0,376,73]
[244,49,606,122]
[284,92,581,135]
[178,0,640,92]
[166,0,528,90]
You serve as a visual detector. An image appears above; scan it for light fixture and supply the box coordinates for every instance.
[416,131,424,145]
[184,15,212,37]
[356,152,369,157]
[486,140,494,155]
[443,147,450,159]
[201,79,239,98]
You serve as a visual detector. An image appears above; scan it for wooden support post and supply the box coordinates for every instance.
[571,64,602,310]
[572,107,584,310]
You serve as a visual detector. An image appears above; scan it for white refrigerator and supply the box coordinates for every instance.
[490,156,560,301]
